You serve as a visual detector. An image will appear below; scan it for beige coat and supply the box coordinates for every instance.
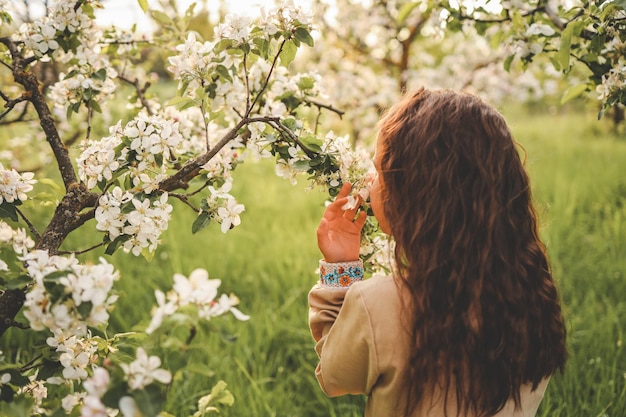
[308,274,550,417]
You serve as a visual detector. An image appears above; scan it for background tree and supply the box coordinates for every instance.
[306,0,625,143]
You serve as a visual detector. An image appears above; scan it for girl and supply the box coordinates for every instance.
[309,88,567,417]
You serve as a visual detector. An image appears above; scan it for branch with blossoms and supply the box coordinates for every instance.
[442,0,626,119]
[0,1,389,416]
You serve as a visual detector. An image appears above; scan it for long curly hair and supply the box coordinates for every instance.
[377,88,567,416]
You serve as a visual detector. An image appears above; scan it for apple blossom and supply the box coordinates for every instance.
[0,163,36,204]
[146,268,250,334]
[121,347,172,390]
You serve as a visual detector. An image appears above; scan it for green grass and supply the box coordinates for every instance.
[2,106,625,416]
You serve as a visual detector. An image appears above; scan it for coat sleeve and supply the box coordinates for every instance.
[308,283,380,397]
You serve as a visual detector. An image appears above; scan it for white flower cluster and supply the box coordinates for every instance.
[17,377,47,414]
[15,0,93,58]
[0,221,36,259]
[17,0,119,111]
[203,181,246,234]
[597,65,626,101]
[146,268,249,334]
[261,0,313,29]
[22,252,119,336]
[214,1,312,42]
[15,251,119,388]
[19,18,59,56]
[311,131,373,198]
[0,163,36,205]
[48,65,118,110]
[214,13,254,42]
[95,187,172,256]
[74,349,170,416]
[360,234,394,275]
[78,112,183,192]
[47,332,98,381]
[78,367,110,416]
[168,2,317,123]
[121,347,172,390]
[167,32,216,92]
[77,134,122,190]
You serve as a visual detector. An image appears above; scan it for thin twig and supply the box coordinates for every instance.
[15,207,41,241]
[243,52,251,113]
[0,93,30,121]
[2,317,29,330]
[248,39,287,116]
[19,354,43,374]
[86,102,93,140]
[305,99,345,118]
[269,120,317,159]
[118,74,154,116]
[169,192,200,211]
[58,242,105,256]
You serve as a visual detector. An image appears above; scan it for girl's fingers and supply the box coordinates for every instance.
[316,218,329,241]
[336,182,352,198]
[353,210,367,230]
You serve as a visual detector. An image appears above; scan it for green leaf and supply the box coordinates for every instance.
[253,38,270,59]
[292,160,311,171]
[167,96,198,111]
[214,38,233,53]
[215,64,232,82]
[90,99,102,114]
[77,301,93,318]
[294,27,314,47]
[93,68,107,81]
[397,2,419,25]
[150,10,174,26]
[5,274,32,290]
[0,392,35,413]
[192,212,211,234]
[297,76,315,90]
[194,380,235,416]
[503,54,515,72]
[279,40,297,67]
[36,359,64,382]
[558,23,574,71]
[0,202,18,222]
[560,83,588,104]
[141,247,155,261]
[105,235,129,255]
[0,368,30,387]
[137,0,149,13]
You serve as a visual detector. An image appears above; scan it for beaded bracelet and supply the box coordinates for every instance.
[319,259,364,287]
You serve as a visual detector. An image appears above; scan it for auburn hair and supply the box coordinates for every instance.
[377,88,567,416]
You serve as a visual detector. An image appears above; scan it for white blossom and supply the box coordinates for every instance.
[62,392,86,413]
[526,23,556,37]
[146,268,249,334]
[0,163,36,204]
[217,198,245,233]
[121,347,172,390]
[83,367,110,398]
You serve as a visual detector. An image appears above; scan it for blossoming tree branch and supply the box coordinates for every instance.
[0,0,379,415]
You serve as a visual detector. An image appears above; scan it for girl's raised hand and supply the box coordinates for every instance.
[317,182,367,263]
